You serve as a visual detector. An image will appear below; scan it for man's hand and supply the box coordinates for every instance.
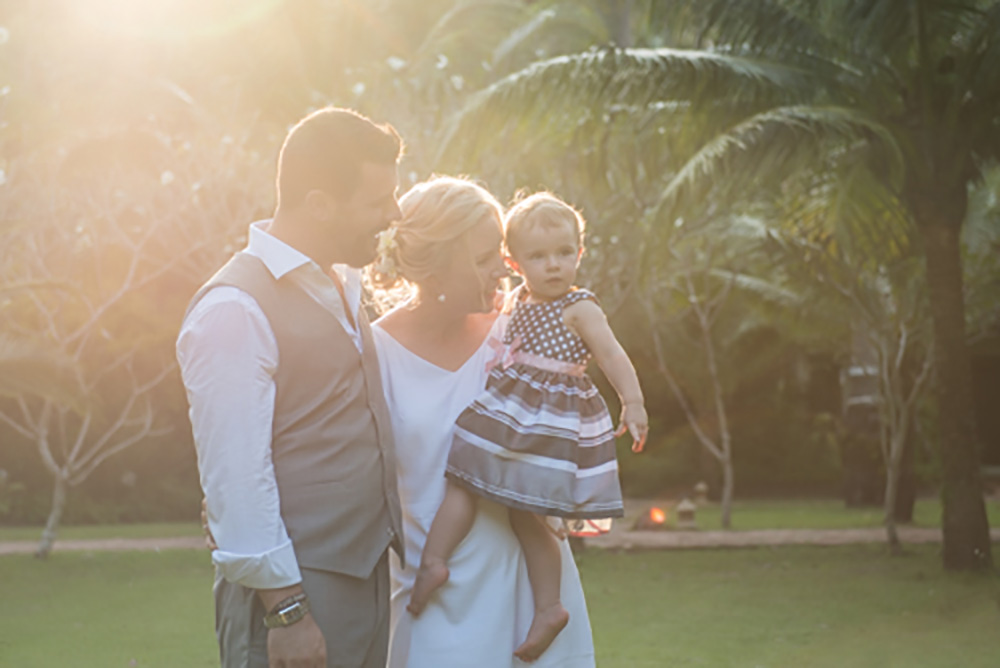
[266,613,327,668]
[258,587,326,668]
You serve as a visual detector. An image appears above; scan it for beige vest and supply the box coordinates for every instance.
[187,252,403,577]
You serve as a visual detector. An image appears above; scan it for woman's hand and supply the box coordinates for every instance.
[201,498,218,551]
[615,402,648,453]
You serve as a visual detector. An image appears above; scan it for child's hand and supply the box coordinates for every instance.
[615,402,648,453]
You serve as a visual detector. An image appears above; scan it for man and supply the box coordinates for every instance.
[177,108,404,668]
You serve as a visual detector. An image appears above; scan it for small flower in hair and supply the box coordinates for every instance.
[377,226,399,256]
[374,226,400,280]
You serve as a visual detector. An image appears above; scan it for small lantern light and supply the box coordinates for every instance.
[633,506,669,530]
[676,498,697,530]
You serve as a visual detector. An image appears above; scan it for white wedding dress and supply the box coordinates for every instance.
[373,320,596,668]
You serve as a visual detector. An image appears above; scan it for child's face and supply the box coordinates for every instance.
[508,220,582,302]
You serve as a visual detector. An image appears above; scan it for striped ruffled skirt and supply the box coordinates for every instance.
[446,362,625,520]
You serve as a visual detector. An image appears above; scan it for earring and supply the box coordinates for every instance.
[437,294,446,303]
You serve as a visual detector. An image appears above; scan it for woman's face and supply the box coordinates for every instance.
[435,216,506,314]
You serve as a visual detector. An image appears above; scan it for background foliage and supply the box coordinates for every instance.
[1,0,997,529]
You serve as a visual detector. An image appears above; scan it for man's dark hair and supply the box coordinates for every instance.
[276,108,403,208]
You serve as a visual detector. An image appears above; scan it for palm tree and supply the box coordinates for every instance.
[440,0,998,571]
[663,0,998,572]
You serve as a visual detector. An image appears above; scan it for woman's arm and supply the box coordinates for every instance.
[564,299,648,452]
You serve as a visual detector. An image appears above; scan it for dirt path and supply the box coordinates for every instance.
[0,536,205,555]
[3,527,998,556]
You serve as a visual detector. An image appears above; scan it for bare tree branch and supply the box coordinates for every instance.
[0,408,34,440]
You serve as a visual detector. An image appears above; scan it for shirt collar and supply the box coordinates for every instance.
[244,219,314,280]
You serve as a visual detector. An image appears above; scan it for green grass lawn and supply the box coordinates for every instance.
[579,545,1000,668]
[0,545,997,667]
[2,497,998,544]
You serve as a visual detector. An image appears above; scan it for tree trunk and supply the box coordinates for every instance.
[720,455,734,529]
[610,0,634,48]
[922,223,992,571]
[884,435,905,556]
[893,427,917,523]
[35,473,68,559]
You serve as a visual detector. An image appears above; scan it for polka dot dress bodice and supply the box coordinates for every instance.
[503,288,597,364]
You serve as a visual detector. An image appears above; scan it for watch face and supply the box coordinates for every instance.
[264,594,309,629]
[265,599,308,628]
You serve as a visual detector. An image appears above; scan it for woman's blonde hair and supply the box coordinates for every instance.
[369,176,503,302]
[503,191,586,256]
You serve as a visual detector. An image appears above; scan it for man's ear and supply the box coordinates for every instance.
[303,189,335,221]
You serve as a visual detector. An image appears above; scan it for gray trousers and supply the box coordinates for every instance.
[214,551,390,668]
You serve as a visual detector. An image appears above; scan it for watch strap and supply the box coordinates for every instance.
[263,592,310,629]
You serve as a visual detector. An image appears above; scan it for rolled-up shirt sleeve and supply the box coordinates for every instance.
[176,287,302,589]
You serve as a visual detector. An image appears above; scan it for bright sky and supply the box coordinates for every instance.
[70,0,287,41]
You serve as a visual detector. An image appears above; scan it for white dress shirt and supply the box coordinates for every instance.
[176,220,363,589]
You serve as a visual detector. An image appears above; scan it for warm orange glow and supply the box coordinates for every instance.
[70,0,286,41]
[649,507,667,524]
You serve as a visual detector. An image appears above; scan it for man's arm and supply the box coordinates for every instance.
[177,288,303,589]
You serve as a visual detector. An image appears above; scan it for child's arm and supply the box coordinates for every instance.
[564,299,648,452]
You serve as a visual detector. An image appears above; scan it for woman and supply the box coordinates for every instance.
[370,176,596,667]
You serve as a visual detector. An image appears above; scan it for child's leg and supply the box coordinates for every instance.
[508,509,570,663]
[408,481,477,615]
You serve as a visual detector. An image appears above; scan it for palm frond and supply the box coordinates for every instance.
[437,47,814,165]
[653,105,904,224]
[962,2,1000,163]
[830,161,914,267]
[492,4,610,71]
[707,269,804,309]
[656,0,834,54]
[407,1,529,72]
[492,8,561,66]
[964,163,1000,248]
[837,0,918,59]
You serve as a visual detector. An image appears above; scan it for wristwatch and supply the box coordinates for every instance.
[263,593,310,629]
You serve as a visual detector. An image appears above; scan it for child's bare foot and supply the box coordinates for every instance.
[513,603,569,663]
[407,561,449,616]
